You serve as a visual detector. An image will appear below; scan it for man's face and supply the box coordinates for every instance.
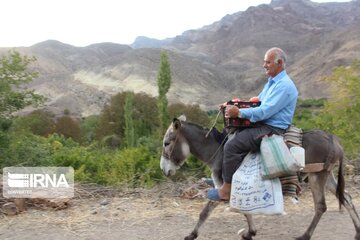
[263,51,283,78]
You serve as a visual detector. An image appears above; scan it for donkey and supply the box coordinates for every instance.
[160,114,360,240]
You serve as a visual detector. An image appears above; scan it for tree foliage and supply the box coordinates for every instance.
[80,115,100,144]
[292,98,325,131]
[12,110,55,136]
[169,103,210,126]
[96,104,117,140]
[314,61,360,158]
[96,92,159,147]
[0,50,44,118]
[0,50,45,164]
[124,92,135,147]
[54,116,81,142]
[157,51,172,135]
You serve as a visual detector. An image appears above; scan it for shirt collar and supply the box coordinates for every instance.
[268,70,287,84]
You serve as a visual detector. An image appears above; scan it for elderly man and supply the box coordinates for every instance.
[207,47,298,201]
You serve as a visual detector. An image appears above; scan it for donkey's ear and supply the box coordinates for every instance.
[172,118,181,130]
[178,114,186,121]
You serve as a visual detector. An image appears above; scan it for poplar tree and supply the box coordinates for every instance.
[157,52,172,135]
[124,92,135,147]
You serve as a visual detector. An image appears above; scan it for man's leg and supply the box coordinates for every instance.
[215,125,275,200]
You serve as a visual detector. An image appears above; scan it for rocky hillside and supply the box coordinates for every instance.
[1,0,359,117]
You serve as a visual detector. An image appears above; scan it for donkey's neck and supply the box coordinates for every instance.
[181,123,222,166]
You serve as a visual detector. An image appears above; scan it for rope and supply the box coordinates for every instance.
[206,129,232,164]
[205,110,222,138]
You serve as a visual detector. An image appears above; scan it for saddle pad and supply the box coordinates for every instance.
[284,125,303,147]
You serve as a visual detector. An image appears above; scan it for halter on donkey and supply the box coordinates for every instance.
[160,114,360,240]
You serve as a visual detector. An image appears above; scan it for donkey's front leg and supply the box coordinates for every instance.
[184,200,220,240]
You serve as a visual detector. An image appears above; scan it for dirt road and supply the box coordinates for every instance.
[1,180,360,240]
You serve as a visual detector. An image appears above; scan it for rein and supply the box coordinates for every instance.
[205,109,230,163]
[207,130,230,163]
[205,110,222,138]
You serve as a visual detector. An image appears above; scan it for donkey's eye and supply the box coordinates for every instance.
[164,142,170,147]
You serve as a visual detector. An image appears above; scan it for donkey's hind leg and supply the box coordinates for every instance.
[184,200,219,240]
[238,214,257,240]
[326,172,360,239]
[296,171,329,240]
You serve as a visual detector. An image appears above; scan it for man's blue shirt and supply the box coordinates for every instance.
[240,70,298,129]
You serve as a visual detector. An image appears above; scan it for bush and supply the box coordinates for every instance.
[99,147,163,187]
[51,144,163,187]
[2,133,52,168]
[12,110,55,136]
[54,116,81,142]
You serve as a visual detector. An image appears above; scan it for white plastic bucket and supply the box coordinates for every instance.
[290,146,305,169]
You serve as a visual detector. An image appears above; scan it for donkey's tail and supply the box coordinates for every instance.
[335,137,345,209]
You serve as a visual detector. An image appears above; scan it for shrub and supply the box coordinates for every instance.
[2,133,52,168]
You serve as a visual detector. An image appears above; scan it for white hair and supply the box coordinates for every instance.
[267,47,287,68]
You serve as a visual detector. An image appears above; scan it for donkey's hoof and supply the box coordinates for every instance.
[241,235,254,240]
[184,232,197,240]
[295,235,310,240]
[239,229,256,240]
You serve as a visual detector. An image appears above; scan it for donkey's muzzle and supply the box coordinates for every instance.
[160,156,177,177]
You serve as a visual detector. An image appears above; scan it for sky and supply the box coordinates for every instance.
[0,0,352,48]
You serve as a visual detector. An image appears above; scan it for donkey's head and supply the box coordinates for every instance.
[160,114,191,176]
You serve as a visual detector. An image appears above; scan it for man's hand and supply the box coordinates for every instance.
[218,101,228,110]
[249,96,260,102]
[225,105,240,118]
